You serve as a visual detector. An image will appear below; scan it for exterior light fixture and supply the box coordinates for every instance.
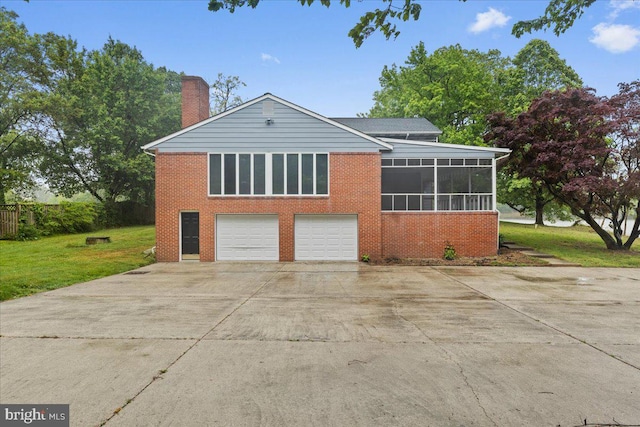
[265,118,274,125]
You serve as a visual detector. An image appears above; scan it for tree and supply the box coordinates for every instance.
[210,73,246,115]
[37,38,181,212]
[208,0,597,47]
[0,8,48,203]
[486,86,640,250]
[503,39,583,116]
[368,43,509,146]
[498,39,583,225]
[511,0,596,38]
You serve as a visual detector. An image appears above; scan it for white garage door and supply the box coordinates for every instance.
[295,215,358,261]
[216,215,279,261]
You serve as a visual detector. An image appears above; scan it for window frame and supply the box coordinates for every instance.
[208,152,330,197]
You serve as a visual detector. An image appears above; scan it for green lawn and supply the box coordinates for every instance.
[0,226,156,301]
[500,221,640,267]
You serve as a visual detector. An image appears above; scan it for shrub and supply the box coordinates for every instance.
[13,202,99,239]
[443,243,457,260]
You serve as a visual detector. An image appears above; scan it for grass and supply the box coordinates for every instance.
[0,226,155,301]
[500,222,640,267]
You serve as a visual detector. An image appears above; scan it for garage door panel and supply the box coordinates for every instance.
[216,215,279,261]
[295,215,357,261]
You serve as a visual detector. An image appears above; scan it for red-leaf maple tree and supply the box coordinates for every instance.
[487,84,640,250]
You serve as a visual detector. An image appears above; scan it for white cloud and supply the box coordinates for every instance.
[609,0,640,19]
[261,53,280,64]
[468,7,511,34]
[590,22,640,53]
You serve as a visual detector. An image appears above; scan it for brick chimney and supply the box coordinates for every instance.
[181,76,210,128]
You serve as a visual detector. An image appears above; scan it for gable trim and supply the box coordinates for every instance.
[379,137,510,156]
[142,93,393,151]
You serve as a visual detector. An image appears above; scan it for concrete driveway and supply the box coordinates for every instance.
[1,263,639,426]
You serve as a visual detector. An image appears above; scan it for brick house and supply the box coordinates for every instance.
[142,76,510,262]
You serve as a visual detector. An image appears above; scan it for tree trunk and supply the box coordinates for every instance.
[534,190,545,225]
[623,214,640,250]
[580,212,627,250]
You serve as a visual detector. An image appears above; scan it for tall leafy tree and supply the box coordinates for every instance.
[499,39,583,225]
[487,86,640,250]
[368,43,509,146]
[209,0,597,47]
[0,8,48,203]
[38,38,181,209]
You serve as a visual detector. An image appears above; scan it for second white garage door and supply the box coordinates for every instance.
[295,215,358,261]
[216,215,279,261]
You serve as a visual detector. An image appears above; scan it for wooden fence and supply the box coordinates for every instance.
[0,202,155,238]
[0,204,60,238]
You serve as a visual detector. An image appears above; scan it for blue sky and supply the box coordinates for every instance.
[5,0,640,116]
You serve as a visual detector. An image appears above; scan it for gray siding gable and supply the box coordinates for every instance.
[331,117,442,138]
[144,94,391,153]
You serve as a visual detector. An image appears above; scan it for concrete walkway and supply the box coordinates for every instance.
[1,263,639,426]
[502,242,583,266]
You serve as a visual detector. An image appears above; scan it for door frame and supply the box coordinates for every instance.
[180,211,200,261]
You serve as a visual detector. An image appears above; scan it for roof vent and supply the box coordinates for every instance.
[263,100,274,117]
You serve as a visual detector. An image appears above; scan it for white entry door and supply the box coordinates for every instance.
[216,215,279,261]
[295,215,358,261]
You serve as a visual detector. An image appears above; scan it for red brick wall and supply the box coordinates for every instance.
[381,211,499,259]
[181,76,210,128]
[154,152,382,262]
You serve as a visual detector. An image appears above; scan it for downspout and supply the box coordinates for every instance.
[494,152,510,253]
[492,153,510,211]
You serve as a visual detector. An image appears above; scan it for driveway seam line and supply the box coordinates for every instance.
[433,268,640,373]
[392,297,499,427]
[99,264,286,426]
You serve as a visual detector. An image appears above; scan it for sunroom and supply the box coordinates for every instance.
[379,139,510,212]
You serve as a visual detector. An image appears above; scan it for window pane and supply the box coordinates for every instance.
[408,159,420,166]
[394,158,407,166]
[465,159,478,166]
[422,159,434,166]
[437,159,449,166]
[287,154,299,194]
[393,195,407,210]
[408,195,421,210]
[451,159,464,166]
[422,195,434,210]
[382,195,392,211]
[302,154,314,194]
[438,167,470,193]
[451,195,465,210]
[254,154,265,195]
[466,195,479,210]
[381,158,392,166]
[239,154,251,194]
[209,154,221,195]
[470,167,492,193]
[272,154,284,194]
[224,154,236,195]
[438,196,450,211]
[382,167,433,194]
[479,159,492,165]
[316,154,328,194]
